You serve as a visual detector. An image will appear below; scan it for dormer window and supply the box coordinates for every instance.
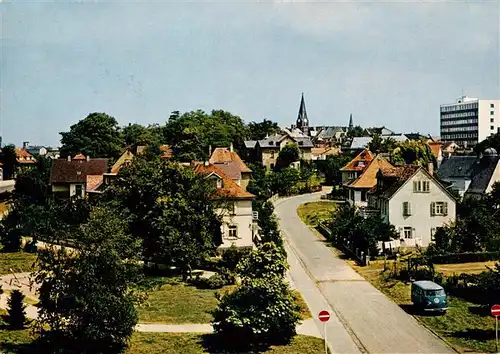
[358,161,365,167]
[269,141,274,145]
[217,178,222,189]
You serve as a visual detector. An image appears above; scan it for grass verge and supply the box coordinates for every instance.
[292,290,312,320]
[350,259,499,353]
[128,333,326,354]
[0,252,37,276]
[297,201,336,226]
[136,276,233,324]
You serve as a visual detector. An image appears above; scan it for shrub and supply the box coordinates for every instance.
[212,277,301,349]
[193,271,234,290]
[7,289,28,329]
[219,245,251,272]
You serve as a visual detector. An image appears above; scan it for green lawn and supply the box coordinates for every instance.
[0,330,325,354]
[128,333,326,354]
[136,277,234,324]
[137,277,312,324]
[351,259,499,353]
[0,252,37,276]
[297,201,336,226]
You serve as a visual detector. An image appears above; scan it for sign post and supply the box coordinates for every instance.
[318,310,330,354]
[491,304,500,353]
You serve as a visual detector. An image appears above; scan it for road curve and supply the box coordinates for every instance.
[275,193,455,354]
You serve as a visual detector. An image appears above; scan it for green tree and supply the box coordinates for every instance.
[347,125,365,138]
[60,112,123,158]
[474,132,500,155]
[276,143,300,170]
[268,167,300,196]
[212,243,300,349]
[367,134,384,153]
[390,140,436,167]
[237,242,287,279]
[105,159,222,279]
[314,153,352,186]
[253,200,282,248]
[122,123,162,151]
[0,144,18,180]
[7,289,28,330]
[246,119,280,141]
[35,206,141,353]
[164,109,247,161]
[247,163,271,199]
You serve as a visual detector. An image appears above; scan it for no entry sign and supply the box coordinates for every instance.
[492,305,500,317]
[318,310,330,322]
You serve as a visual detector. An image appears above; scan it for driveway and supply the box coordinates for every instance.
[275,193,455,354]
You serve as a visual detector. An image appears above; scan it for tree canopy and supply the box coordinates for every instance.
[163,109,247,161]
[122,123,163,151]
[60,112,123,158]
[0,144,18,180]
[246,119,281,141]
[105,158,222,278]
[276,143,300,170]
[390,140,436,167]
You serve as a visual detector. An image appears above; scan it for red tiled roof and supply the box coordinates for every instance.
[428,142,441,160]
[209,148,252,173]
[194,162,255,199]
[50,158,108,184]
[15,148,36,164]
[73,153,86,160]
[340,149,374,172]
[214,162,242,181]
[86,175,104,192]
[347,155,393,189]
[370,165,421,199]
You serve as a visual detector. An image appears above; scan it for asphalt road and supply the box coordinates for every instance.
[275,193,455,354]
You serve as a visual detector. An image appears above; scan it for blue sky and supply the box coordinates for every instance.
[1,0,499,147]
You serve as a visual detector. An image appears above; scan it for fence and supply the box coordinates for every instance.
[316,222,367,266]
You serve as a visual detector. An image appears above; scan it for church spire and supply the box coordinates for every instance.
[296,92,309,134]
[348,113,353,130]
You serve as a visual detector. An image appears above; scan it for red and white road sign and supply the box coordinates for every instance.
[491,305,500,317]
[318,310,330,322]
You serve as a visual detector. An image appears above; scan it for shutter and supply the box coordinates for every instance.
[413,181,417,192]
[402,202,406,216]
[443,202,448,216]
[430,202,435,216]
[408,202,412,215]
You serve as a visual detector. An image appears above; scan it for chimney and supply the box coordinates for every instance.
[428,162,434,176]
[67,156,71,161]
[23,141,29,150]
[86,155,90,162]
[230,142,234,153]
[208,145,212,157]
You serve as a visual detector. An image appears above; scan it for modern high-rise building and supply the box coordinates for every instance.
[440,96,500,149]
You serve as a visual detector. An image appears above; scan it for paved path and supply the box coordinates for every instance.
[135,318,321,337]
[274,193,455,354]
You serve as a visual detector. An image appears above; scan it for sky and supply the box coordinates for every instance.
[1,0,499,147]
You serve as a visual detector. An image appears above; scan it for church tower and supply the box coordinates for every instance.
[348,113,353,131]
[296,93,309,135]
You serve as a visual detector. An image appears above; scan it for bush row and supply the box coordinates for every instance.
[412,251,500,265]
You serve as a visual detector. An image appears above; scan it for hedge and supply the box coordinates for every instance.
[415,251,500,265]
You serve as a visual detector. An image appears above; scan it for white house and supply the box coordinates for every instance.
[368,164,456,248]
[194,162,257,250]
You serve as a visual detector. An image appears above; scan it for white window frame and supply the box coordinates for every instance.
[431,201,448,216]
[216,178,222,189]
[402,201,411,216]
[227,225,238,239]
[413,180,430,193]
[403,227,413,239]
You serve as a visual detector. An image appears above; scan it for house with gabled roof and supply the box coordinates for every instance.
[244,130,313,170]
[340,149,374,185]
[368,164,456,248]
[49,153,108,198]
[209,144,252,191]
[437,148,500,198]
[345,154,394,207]
[194,162,257,249]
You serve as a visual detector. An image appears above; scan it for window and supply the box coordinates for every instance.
[491,118,495,123]
[491,126,495,130]
[491,111,495,116]
[430,227,437,241]
[216,178,223,189]
[228,225,238,239]
[402,201,412,216]
[270,151,275,158]
[229,202,236,215]
[270,163,275,170]
[75,184,83,197]
[361,190,367,202]
[413,180,430,193]
[431,202,448,216]
[403,227,413,239]
[491,103,495,108]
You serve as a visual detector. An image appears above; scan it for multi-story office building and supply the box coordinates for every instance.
[440,96,500,149]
